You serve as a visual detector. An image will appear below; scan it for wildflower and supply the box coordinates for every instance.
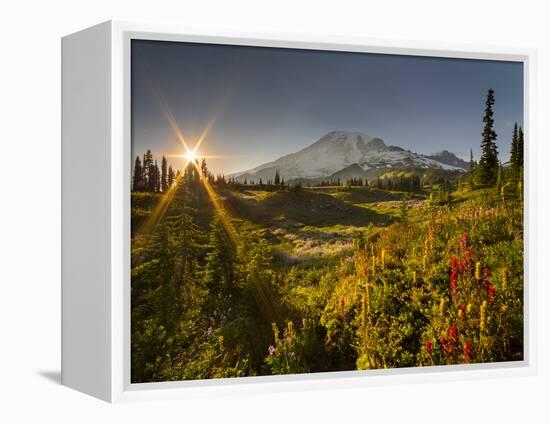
[463,340,472,363]
[449,324,458,343]
[475,262,482,280]
[426,339,432,355]
[451,257,458,268]
[439,336,452,355]
[480,300,487,332]
[501,268,507,291]
[450,267,458,296]
[268,345,276,356]
[272,323,280,341]
[412,271,417,284]
[439,298,446,318]
[381,249,386,270]
[466,303,473,315]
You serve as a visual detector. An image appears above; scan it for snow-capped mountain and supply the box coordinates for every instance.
[232,131,465,182]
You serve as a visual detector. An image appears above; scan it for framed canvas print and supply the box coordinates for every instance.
[61,21,537,402]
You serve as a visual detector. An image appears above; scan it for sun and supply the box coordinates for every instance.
[184,150,198,162]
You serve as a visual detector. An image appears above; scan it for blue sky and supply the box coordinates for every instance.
[131,40,523,175]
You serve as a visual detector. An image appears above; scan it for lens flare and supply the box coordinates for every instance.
[185,150,198,162]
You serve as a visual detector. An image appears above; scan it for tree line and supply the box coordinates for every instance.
[132,150,176,193]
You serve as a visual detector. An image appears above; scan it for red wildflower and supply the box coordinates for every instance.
[439,337,452,355]
[449,325,458,343]
[459,304,466,314]
[451,257,458,268]
[426,339,432,355]
[463,340,472,363]
[450,268,458,295]
[487,284,496,302]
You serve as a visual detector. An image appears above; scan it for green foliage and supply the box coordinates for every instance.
[131,156,524,381]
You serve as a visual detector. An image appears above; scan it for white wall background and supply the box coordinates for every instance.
[1,0,548,421]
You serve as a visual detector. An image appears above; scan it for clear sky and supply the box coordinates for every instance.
[131,40,523,175]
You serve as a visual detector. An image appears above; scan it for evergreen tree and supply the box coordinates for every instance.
[477,89,499,186]
[274,170,281,185]
[516,126,524,192]
[161,156,168,192]
[201,158,208,180]
[130,175,205,382]
[203,213,241,323]
[154,160,161,192]
[132,156,144,192]
[167,165,175,188]
[143,150,154,192]
[509,123,519,174]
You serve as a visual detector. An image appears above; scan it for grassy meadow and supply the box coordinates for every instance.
[130,167,524,382]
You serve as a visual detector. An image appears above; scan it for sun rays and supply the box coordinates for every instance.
[138,95,240,251]
[135,95,279,325]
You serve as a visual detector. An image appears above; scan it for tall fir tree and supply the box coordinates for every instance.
[167,165,175,188]
[132,156,144,192]
[274,170,280,185]
[477,89,499,186]
[200,158,208,180]
[153,160,161,193]
[203,213,240,323]
[161,156,168,192]
[509,122,521,183]
[143,149,154,192]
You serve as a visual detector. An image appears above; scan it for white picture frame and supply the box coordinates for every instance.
[61,20,538,403]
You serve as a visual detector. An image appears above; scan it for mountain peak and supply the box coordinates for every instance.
[314,131,387,152]
[231,130,466,182]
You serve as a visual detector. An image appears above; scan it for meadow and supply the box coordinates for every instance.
[130,167,523,382]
